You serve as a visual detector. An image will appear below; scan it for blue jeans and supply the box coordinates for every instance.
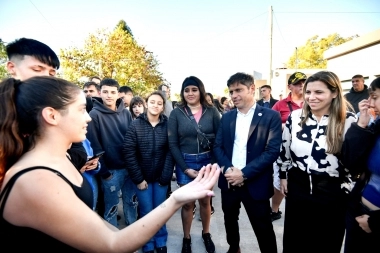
[176,151,211,185]
[135,182,168,252]
[83,172,98,210]
[101,169,137,227]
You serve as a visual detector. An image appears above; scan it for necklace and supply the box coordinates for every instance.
[188,104,201,109]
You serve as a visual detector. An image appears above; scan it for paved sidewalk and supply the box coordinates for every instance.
[119,181,285,253]
[165,183,284,253]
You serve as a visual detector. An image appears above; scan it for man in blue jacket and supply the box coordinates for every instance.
[214,72,282,253]
[86,78,137,227]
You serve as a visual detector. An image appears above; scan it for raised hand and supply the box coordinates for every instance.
[172,163,220,205]
[357,99,371,128]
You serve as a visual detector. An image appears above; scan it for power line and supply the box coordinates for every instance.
[29,0,77,47]
[276,11,380,14]
[195,11,268,45]
[273,12,287,46]
[29,0,54,28]
[217,10,268,36]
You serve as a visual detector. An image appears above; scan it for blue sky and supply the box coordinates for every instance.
[1,0,379,96]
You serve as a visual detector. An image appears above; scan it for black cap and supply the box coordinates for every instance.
[288,72,307,85]
[182,78,199,90]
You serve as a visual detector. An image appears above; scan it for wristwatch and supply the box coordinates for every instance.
[241,171,247,181]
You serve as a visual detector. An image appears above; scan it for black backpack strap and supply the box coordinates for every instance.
[184,106,208,140]
[0,166,71,215]
[287,101,294,112]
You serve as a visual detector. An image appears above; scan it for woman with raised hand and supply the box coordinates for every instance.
[342,77,380,253]
[123,91,174,253]
[0,76,220,252]
[168,76,220,253]
[277,71,357,253]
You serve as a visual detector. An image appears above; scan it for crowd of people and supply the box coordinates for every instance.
[0,37,378,253]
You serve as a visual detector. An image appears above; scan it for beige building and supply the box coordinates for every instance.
[324,28,380,93]
[256,29,380,100]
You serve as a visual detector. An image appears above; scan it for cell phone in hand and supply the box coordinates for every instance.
[87,151,105,161]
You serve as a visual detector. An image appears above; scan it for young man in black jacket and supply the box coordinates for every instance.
[257,85,278,109]
[86,78,137,228]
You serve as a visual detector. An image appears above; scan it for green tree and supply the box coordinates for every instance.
[116,20,133,38]
[223,87,229,96]
[60,24,163,96]
[173,93,181,102]
[287,33,358,69]
[0,39,8,79]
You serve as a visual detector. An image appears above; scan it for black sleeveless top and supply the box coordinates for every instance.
[0,166,93,252]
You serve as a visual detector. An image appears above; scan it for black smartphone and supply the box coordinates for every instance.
[87,151,105,161]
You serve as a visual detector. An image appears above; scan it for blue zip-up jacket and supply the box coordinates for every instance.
[86,98,132,179]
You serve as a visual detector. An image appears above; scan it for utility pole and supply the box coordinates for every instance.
[295,47,298,70]
[268,6,273,86]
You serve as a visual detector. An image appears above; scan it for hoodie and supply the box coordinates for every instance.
[86,98,132,179]
[344,85,369,113]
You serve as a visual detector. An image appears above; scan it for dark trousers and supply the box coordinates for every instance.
[344,200,377,253]
[283,195,346,253]
[283,169,347,253]
[221,187,277,253]
[95,175,105,216]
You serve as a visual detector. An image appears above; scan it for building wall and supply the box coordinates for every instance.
[254,29,380,102]
[327,44,380,91]
[325,28,380,92]
[255,79,267,101]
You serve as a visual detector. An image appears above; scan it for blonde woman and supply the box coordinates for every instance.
[277,71,357,253]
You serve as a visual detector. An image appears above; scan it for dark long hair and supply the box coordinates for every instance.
[177,76,210,108]
[369,77,380,131]
[129,96,146,118]
[370,77,380,91]
[0,77,81,186]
